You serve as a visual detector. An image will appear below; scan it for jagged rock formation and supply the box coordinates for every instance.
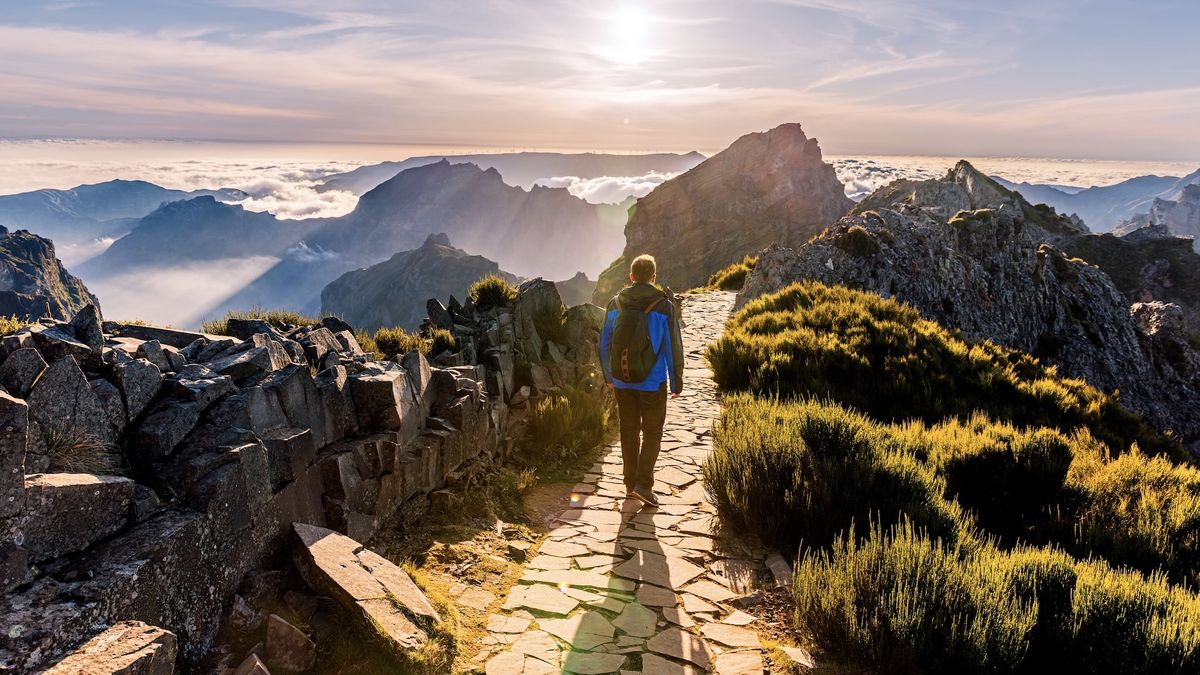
[0,226,98,320]
[740,161,1200,450]
[998,168,1200,232]
[1060,225,1200,338]
[594,123,852,301]
[318,150,707,195]
[0,275,602,671]
[321,234,519,331]
[1115,184,1200,249]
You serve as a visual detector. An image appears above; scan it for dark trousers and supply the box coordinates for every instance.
[614,385,667,491]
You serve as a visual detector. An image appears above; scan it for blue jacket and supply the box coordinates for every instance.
[600,283,685,393]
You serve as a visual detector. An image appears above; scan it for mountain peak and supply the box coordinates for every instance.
[425,232,453,247]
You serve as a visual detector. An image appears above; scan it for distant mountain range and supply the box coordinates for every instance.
[0,180,246,264]
[317,151,707,196]
[996,168,1200,232]
[76,159,628,324]
[0,225,97,320]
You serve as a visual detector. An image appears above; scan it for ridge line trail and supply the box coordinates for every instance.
[478,290,790,675]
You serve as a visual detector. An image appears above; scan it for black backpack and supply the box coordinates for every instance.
[609,295,667,383]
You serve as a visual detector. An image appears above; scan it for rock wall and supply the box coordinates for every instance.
[0,277,603,671]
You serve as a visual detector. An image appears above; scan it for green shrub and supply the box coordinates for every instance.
[0,315,29,336]
[428,327,459,356]
[202,307,320,335]
[469,275,518,310]
[833,225,881,256]
[705,256,758,291]
[705,394,969,554]
[372,326,428,357]
[706,281,1179,458]
[523,387,609,470]
[1064,438,1200,586]
[794,521,1035,675]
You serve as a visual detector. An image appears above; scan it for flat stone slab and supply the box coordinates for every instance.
[636,583,678,607]
[640,653,704,674]
[611,601,659,638]
[714,651,764,674]
[701,623,761,648]
[684,579,737,604]
[539,611,615,650]
[506,584,580,616]
[539,540,590,558]
[488,614,533,633]
[561,651,626,674]
[521,569,636,593]
[45,621,176,675]
[646,627,714,670]
[459,587,497,611]
[613,551,705,588]
[292,523,436,654]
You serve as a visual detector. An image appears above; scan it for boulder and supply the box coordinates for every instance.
[44,621,176,675]
[28,325,94,363]
[102,322,223,349]
[90,379,127,437]
[427,298,454,331]
[349,363,417,433]
[292,523,437,656]
[67,304,105,353]
[264,614,315,673]
[333,330,364,356]
[0,347,47,398]
[22,473,135,561]
[26,356,115,444]
[315,365,358,445]
[166,365,237,408]
[0,392,27,520]
[133,401,202,460]
[114,358,163,422]
[231,653,270,675]
[297,326,342,366]
[224,318,286,341]
[209,339,292,380]
[136,340,179,374]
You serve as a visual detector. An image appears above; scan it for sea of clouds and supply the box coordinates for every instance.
[534,171,682,204]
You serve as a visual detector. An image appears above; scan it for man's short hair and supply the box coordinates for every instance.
[630,254,656,283]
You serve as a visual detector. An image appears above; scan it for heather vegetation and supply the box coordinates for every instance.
[468,274,519,310]
[705,255,757,290]
[704,281,1200,673]
[201,307,321,335]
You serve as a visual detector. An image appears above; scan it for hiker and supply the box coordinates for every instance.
[600,254,685,507]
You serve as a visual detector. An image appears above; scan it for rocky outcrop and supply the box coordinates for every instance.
[0,226,98,320]
[594,123,852,301]
[740,161,1200,450]
[44,621,177,675]
[321,234,520,331]
[0,274,604,671]
[1116,184,1200,249]
[999,168,1200,232]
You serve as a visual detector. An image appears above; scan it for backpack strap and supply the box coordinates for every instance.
[644,297,666,315]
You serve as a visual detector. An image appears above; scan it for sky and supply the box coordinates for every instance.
[1,0,1198,160]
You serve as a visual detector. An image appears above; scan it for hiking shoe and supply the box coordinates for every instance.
[631,486,660,507]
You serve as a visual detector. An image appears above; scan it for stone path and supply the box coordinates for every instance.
[480,291,784,675]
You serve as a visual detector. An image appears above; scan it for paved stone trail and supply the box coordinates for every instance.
[481,291,785,675]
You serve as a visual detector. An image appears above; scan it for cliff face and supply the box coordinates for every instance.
[1120,185,1200,249]
[593,123,852,302]
[0,226,98,320]
[739,162,1200,450]
[320,234,519,331]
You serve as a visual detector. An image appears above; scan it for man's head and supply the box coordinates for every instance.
[629,254,657,284]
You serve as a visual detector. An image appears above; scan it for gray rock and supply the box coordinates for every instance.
[209,340,291,380]
[0,392,28,520]
[0,347,47,398]
[349,363,417,432]
[68,304,105,353]
[29,324,94,363]
[315,365,358,445]
[133,401,202,459]
[130,484,161,522]
[265,614,315,673]
[43,621,177,675]
[27,356,115,444]
[333,330,364,356]
[136,340,173,373]
[297,327,342,365]
[23,472,135,561]
[224,318,286,341]
[115,358,163,422]
[428,298,454,331]
[24,419,50,474]
[90,379,127,437]
[166,366,236,408]
[102,322,220,349]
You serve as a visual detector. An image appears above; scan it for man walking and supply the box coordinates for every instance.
[600,254,685,507]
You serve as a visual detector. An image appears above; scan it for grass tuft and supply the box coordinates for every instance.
[201,307,320,335]
[43,425,123,474]
[468,275,518,310]
[705,256,758,291]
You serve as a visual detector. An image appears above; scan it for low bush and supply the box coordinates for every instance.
[794,520,1034,675]
[705,256,758,291]
[0,315,27,336]
[202,307,320,335]
[1064,438,1200,586]
[705,394,969,554]
[705,281,1178,458]
[469,275,518,310]
[796,523,1200,674]
[522,387,610,471]
[372,326,428,357]
[428,327,459,356]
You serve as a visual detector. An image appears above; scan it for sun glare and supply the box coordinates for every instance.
[596,4,656,66]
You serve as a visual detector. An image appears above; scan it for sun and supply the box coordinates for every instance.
[596,4,656,66]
